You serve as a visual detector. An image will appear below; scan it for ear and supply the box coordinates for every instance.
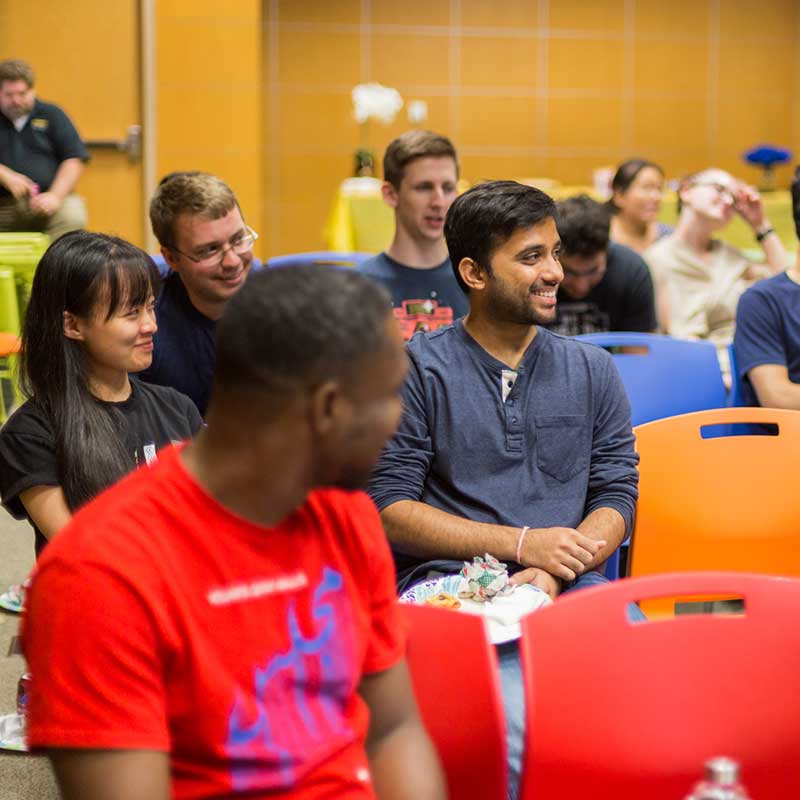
[308,379,349,437]
[381,181,399,210]
[677,182,693,208]
[458,257,487,292]
[63,310,86,342]
[161,245,179,272]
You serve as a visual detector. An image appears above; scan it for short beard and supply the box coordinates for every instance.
[484,281,556,327]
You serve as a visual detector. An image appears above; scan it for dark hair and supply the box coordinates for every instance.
[444,180,557,294]
[608,158,664,212]
[556,195,611,258]
[0,59,35,87]
[213,265,393,402]
[792,167,800,240]
[20,231,160,510]
[383,130,459,189]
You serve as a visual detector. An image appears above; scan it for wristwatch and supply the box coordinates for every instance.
[755,226,775,242]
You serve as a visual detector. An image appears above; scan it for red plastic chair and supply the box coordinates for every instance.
[401,604,507,800]
[518,572,800,800]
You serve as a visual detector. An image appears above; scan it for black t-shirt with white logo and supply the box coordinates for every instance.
[0,378,202,555]
[547,242,657,336]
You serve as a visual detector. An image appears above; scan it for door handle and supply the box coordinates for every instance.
[84,125,142,163]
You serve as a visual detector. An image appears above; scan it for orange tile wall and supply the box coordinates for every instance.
[155,0,264,255]
[263,0,800,256]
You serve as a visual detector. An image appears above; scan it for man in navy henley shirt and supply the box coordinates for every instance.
[367,181,640,800]
[368,180,639,595]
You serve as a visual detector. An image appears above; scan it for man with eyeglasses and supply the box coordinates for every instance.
[545,194,657,336]
[141,172,259,416]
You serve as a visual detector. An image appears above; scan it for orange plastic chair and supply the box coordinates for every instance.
[0,331,21,424]
[400,604,507,800]
[0,332,21,355]
[628,407,800,614]
[519,572,800,800]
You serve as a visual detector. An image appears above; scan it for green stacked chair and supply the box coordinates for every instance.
[0,233,48,423]
[0,232,49,328]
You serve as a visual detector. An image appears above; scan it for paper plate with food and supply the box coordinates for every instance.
[399,554,551,644]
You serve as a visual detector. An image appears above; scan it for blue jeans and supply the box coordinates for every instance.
[499,571,645,800]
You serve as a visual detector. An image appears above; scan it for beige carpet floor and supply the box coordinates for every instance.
[0,510,58,799]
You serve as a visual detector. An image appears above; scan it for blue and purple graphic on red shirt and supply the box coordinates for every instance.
[225,567,358,792]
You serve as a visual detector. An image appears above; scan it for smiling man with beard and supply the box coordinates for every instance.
[366,180,640,799]
[140,172,258,416]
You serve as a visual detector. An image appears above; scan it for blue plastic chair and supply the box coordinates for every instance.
[266,251,373,269]
[574,333,728,427]
[727,342,745,407]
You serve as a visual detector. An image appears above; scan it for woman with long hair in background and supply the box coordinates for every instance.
[608,158,671,254]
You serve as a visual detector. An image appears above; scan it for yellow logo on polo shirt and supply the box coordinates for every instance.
[31,118,49,130]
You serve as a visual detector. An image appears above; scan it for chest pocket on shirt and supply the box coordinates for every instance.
[535,415,589,483]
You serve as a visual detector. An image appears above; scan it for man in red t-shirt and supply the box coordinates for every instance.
[22,266,445,800]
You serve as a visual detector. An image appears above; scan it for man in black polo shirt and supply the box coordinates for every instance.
[0,59,88,239]
[546,194,657,336]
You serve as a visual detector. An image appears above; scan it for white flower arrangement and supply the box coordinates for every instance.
[351,82,404,125]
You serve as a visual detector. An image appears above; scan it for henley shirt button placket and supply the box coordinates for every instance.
[505,374,524,452]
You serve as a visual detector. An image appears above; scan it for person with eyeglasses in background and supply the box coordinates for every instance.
[645,168,787,383]
[141,172,260,416]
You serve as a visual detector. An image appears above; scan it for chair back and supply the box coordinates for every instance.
[0,232,50,323]
[727,342,745,406]
[519,572,800,800]
[0,328,21,424]
[401,604,507,800]
[629,407,800,580]
[575,333,727,426]
[267,251,373,270]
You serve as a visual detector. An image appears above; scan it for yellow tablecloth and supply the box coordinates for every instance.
[323,178,395,253]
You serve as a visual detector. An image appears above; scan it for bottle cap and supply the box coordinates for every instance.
[705,756,740,786]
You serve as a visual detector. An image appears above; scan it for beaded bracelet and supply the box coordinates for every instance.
[515,525,530,563]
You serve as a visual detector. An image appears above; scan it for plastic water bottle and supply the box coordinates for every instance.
[686,757,750,800]
[16,673,32,717]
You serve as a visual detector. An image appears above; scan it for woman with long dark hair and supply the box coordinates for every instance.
[0,230,202,569]
[608,158,671,254]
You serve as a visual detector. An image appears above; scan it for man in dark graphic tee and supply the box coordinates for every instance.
[358,130,468,340]
[546,195,657,336]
